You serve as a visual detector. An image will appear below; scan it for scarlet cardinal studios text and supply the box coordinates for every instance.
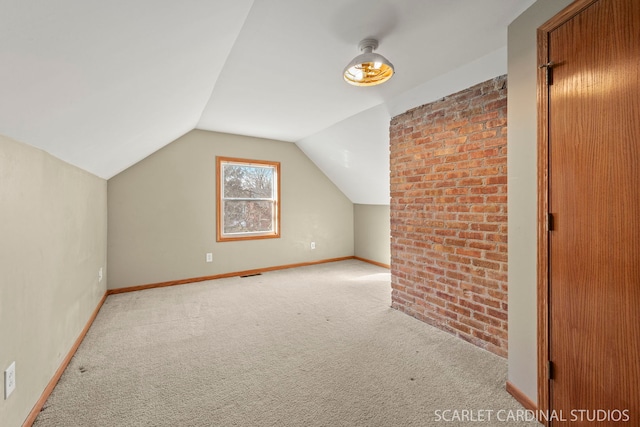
[433,409,630,423]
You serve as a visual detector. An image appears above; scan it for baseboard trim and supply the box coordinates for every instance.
[506,381,538,412]
[22,292,108,427]
[106,256,357,295]
[353,256,390,269]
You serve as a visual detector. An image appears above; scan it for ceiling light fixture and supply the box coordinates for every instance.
[343,38,394,87]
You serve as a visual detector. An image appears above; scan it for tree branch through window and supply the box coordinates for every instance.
[216,157,280,241]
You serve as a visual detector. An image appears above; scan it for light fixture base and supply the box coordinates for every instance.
[358,38,379,52]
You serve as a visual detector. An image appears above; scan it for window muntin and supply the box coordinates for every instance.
[217,157,280,241]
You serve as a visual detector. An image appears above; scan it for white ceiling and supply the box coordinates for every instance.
[0,0,535,204]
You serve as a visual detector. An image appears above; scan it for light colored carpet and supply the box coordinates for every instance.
[34,260,538,426]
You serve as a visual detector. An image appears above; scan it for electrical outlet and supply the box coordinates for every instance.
[5,362,15,399]
[206,253,213,263]
[98,267,103,282]
[310,242,316,250]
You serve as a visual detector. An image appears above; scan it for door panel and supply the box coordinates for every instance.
[548,0,640,425]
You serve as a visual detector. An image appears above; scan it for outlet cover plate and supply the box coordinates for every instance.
[5,361,15,399]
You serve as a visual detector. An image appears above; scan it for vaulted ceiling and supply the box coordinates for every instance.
[0,0,535,204]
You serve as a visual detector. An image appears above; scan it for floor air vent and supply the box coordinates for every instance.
[240,273,262,278]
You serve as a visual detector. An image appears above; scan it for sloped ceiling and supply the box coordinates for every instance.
[0,0,535,204]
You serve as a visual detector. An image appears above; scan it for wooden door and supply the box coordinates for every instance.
[543,0,640,425]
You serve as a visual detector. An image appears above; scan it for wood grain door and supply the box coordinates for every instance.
[545,0,640,425]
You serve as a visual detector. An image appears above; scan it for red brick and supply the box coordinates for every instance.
[460,178,484,186]
[459,213,485,222]
[472,294,502,309]
[470,111,500,123]
[391,75,508,358]
[459,123,485,134]
[445,270,469,282]
[471,167,500,176]
[449,320,472,335]
[486,118,507,129]
[445,119,470,131]
[456,248,483,258]
[486,307,508,321]
[486,252,508,262]
[445,187,469,195]
[445,171,471,180]
[469,241,497,251]
[472,329,502,347]
[458,231,484,240]
[487,289,507,301]
[471,259,501,271]
[444,136,468,146]
[444,153,470,163]
[487,176,507,185]
[486,195,507,204]
[459,298,486,313]
[458,196,484,204]
[470,204,501,212]
[471,223,500,231]
[447,254,472,265]
[473,311,503,327]
[469,130,498,141]
[486,98,507,111]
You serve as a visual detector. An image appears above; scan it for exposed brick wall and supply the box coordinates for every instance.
[389,76,508,357]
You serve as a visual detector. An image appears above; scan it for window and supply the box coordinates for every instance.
[216,157,280,241]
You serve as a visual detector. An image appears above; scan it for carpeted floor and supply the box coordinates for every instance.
[34,260,538,426]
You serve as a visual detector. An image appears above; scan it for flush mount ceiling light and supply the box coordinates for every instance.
[343,38,394,87]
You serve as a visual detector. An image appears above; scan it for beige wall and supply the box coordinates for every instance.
[108,130,354,289]
[354,204,390,266]
[507,0,573,403]
[0,135,107,427]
